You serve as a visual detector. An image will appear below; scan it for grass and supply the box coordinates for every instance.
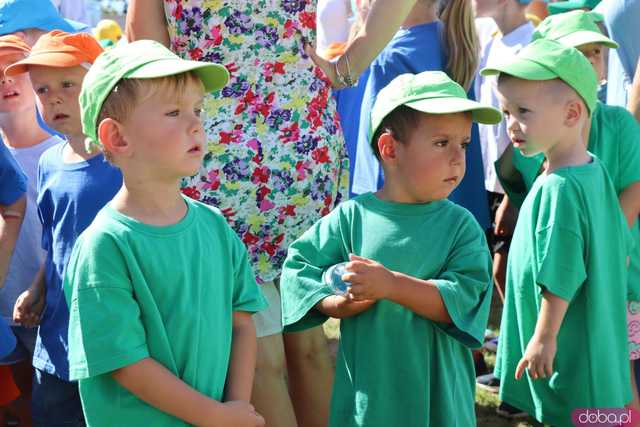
[320,294,542,426]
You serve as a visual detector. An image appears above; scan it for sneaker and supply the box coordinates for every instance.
[476,373,500,394]
[496,402,528,419]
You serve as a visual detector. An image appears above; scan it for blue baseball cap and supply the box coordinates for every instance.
[0,0,89,36]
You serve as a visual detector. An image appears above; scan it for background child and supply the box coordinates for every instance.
[350,0,491,230]
[0,33,61,427]
[280,71,501,427]
[5,30,116,425]
[482,39,633,425]
[495,10,640,410]
[64,40,266,426]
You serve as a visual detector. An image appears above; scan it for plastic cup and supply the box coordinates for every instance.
[322,262,351,296]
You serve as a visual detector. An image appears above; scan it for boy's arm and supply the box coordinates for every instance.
[515,291,568,381]
[224,311,257,402]
[314,295,375,319]
[112,357,264,427]
[344,255,451,323]
[0,195,25,289]
[619,182,640,228]
[125,0,170,46]
[13,263,46,327]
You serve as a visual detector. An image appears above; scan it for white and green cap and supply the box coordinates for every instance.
[80,40,229,147]
[370,71,502,144]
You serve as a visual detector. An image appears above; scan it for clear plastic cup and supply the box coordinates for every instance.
[322,262,351,296]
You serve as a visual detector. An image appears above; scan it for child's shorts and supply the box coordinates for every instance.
[253,281,283,338]
[628,300,640,360]
[0,325,36,365]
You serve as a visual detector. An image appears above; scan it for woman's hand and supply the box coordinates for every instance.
[303,41,342,89]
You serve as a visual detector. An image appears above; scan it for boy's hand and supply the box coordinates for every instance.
[343,254,395,302]
[215,401,265,427]
[494,196,517,237]
[13,287,45,328]
[515,334,557,381]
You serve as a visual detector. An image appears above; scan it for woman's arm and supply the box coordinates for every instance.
[307,0,418,88]
[126,0,170,46]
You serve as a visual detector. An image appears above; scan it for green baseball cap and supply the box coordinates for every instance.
[547,0,601,14]
[370,71,502,144]
[80,40,229,147]
[532,10,618,49]
[480,39,598,114]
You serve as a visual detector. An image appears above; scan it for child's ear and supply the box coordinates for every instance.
[98,118,130,157]
[377,131,398,163]
[563,98,586,128]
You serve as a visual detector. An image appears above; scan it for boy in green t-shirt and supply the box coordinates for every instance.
[494,10,640,410]
[280,71,502,427]
[63,41,267,427]
[481,39,633,426]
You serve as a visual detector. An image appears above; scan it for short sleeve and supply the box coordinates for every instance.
[615,108,640,189]
[433,216,493,349]
[229,226,267,313]
[0,143,27,206]
[534,181,587,302]
[65,232,149,381]
[280,207,349,332]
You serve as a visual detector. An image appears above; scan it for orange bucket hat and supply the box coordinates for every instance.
[0,34,30,59]
[5,30,103,76]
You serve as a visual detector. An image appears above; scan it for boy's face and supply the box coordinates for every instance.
[0,53,36,114]
[497,77,573,157]
[117,76,206,180]
[384,112,471,203]
[576,42,605,81]
[28,64,87,137]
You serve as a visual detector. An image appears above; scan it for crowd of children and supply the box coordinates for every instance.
[0,0,639,426]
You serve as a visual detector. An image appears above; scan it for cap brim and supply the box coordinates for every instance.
[557,30,618,49]
[126,58,230,93]
[5,52,84,76]
[404,97,503,125]
[481,58,557,82]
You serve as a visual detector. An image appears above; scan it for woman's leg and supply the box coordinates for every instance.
[251,282,297,427]
[629,360,640,411]
[252,333,297,427]
[283,326,334,427]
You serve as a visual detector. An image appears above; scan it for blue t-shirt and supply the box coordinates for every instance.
[350,21,490,228]
[0,141,27,205]
[334,67,370,197]
[35,143,122,379]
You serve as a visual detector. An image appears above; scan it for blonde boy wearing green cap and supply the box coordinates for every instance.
[279,71,501,426]
[63,40,267,427]
[495,9,640,411]
[482,38,633,425]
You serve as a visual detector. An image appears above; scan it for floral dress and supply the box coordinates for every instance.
[164,0,348,284]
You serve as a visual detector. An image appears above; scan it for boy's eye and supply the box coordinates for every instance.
[194,108,202,117]
[62,81,74,88]
[461,140,471,150]
[517,107,530,115]
[35,86,48,95]
[434,140,448,147]
[166,110,180,117]
[502,109,511,118]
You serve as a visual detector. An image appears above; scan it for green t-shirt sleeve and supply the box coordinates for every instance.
[280,208,349,332]
[228,226,268,313]
[615,107,640,190]
[432,216,493,349]
[65,232,150,381]
[534,179,587,302]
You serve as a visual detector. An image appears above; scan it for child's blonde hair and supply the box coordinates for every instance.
[439,0,479,91]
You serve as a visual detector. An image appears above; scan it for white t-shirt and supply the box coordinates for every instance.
[0,136,62,324]
[49,0,91,25]
[475,21,534,193]
[316,0,351,53]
